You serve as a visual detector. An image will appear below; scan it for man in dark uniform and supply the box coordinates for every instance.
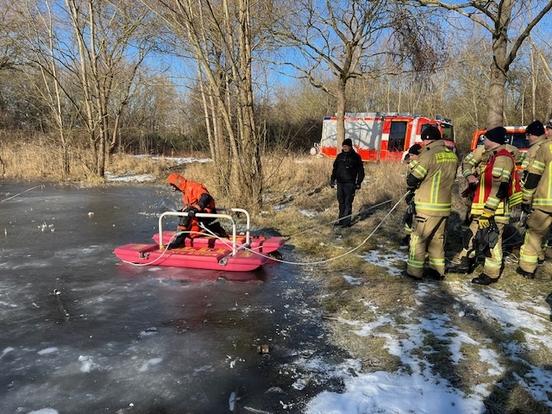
[330,138,365,227]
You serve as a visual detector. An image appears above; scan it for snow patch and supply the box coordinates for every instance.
[138,357,162,372]
[37,347,58,355]
[105,172,156,183]
[307,371,485,414]
[27,409,59,414]
[342,275,362,286]
[78,355,99,373]
[448,283,552,351]
[299,209,317,218]
[131,155,211,165]
[478,348,504,376]
[362,249,407,276]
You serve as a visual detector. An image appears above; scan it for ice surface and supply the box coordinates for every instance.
[37,347,58,355]
[138,357,163,372]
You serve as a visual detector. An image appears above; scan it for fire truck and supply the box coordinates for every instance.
[312,112,454,161]
[470,126,529,152]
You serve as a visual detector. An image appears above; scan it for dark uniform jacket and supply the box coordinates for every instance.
[331,150,365,186]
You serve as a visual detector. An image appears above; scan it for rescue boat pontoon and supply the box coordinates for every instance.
[114,209,284,272]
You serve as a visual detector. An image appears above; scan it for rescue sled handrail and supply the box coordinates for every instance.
[158,211,237,255]
[228,208,250,245]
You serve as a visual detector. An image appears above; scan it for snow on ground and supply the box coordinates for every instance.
[305,281,552,413]
[27,409,59,414]
[342,275,362,286]
[361,248,408,276]
[131,155,211,165]
[104,172,156,183]
[448,283,552,351]
[299,209,317,218]
[308,371,484,414]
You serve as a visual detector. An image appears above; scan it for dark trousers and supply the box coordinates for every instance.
[337,182,356,226]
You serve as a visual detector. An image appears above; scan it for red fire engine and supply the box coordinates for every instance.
[313,112,454,161]
[470,126,529,152]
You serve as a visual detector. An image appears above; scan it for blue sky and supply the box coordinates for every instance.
[141,2,552,95]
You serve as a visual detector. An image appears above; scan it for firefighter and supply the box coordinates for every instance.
[402,143,424,245]
[330,138,365,227]
[405,125,458,280]
[166,173,227,249]
[518,126,552,277]
[449,127,517,285]
[520,121,548,179]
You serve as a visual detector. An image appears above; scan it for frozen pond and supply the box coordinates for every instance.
[0,182,337,413]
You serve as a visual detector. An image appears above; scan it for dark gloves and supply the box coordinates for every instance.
[187,208,198,218]
[355,184,361,190]
[405,190,415,204]
[521,203,532,215]
[330,180,336,189]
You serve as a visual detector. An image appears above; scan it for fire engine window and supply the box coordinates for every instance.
[509,133,529,149]
[389,121,407,151]
[441,124,453,140]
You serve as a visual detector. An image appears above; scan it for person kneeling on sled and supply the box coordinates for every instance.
[166,173,227,249]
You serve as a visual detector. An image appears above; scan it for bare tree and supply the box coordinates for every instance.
[144,0,268,209]
[274,0,387,146]
[408,0,552,128]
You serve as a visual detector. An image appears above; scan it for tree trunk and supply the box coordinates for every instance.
[486,60,507,128]
[336,79,346,147]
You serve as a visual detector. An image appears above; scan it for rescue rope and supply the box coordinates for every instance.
[0,184,44,203]
[283,199,393,240]
[200,194,407,266]
[122,194,405,268]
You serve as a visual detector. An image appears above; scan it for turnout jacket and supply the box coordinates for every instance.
[331,150,365,186]
[408,140,459,217]
[521,135,548,178]
[524,141,552,213]
[470,146,517,221]
[462,144,521,178]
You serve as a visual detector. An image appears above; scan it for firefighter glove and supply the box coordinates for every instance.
[478,210,494,229]
[355,183,361,190]
[330,180,336,189]
[521,202,532,215]
[187,208,198,218]
[405,190,415,204]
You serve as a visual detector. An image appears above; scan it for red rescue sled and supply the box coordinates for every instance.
[114,209,284,272]
[152,231,284,255]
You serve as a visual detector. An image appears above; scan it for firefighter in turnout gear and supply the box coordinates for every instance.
[519,121,549,264]
[405,125,458,280]
[518,136,552,277]
[520,121,548,180]
[330,138,365,227]
[450,127,519,285]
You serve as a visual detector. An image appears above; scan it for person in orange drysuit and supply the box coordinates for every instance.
[166,173,227,248]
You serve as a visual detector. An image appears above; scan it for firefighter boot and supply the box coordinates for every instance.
[167,233,186,249]
[425,268,445,281]
[471,273,498,285]
[448,256,472,274]
[516,266,535,279]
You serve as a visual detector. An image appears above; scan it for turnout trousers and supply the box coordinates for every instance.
[520,209,552,273]
[407,214,447,278]
[336,182,356,226]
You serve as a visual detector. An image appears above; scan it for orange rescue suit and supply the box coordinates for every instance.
[167,173,216,238]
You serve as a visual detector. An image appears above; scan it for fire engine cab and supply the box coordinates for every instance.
[313,112,454,161]
[470,126,529,152]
